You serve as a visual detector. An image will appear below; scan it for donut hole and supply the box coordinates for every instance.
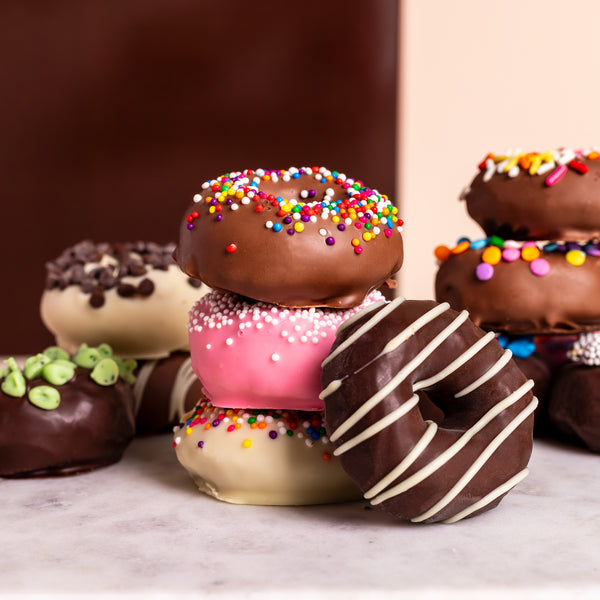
[416,391,445,424]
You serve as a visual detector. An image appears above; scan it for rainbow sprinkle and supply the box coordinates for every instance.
[173,398,332,459]
[185,166,403,256]
[477,148,597,185]
[435,236,600,280]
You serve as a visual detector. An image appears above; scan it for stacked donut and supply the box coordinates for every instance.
[40,240,209,433]
[435,148,600,452]
[172,166,404,505]
[171,165,537,523]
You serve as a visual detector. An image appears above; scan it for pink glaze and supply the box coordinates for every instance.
[188,290,386,410]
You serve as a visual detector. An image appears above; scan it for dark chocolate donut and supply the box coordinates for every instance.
[547,363,600,453]
[546,331,600,452]
[465,148,600,240]
[174,166,404,308]
[0,346,135,477]
[320,297,537,524]
[435,239,600,334]
[133,352,203,434]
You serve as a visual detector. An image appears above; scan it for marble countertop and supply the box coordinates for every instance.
[1,434,599,599]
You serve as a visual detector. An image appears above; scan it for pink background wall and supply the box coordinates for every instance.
[398,0,600,298]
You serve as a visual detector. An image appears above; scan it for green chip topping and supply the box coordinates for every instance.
[90,358,119,386]
[28,385,61,410]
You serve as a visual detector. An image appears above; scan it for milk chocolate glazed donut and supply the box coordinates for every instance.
[174,166,404,308]
[320,297,537,523]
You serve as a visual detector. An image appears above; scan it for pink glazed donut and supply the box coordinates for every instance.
[188,290,386,410]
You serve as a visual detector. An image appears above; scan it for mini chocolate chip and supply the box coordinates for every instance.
[132,241,146,253]
[87,266,104,280]
[81,278,96,293]
[70,264,85,284]
[129,262,147,277]
[146,242,162,253]
[98,270,116,288]
[89,289,105,308]
[117,283,136,297]
[57,277,69,290]
[187,278,204,288]
[137,278,155,296]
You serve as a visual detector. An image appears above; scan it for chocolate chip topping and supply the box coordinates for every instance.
[44,240,195,308]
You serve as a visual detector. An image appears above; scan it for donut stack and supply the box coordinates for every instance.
[171,166,405,505]
[435,148,600,453]
[40,240,209,433]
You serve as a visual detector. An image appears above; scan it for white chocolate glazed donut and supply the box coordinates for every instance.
[173,399,361,505]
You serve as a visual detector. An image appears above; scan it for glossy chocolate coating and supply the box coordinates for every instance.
[547,363,600,453]
[0,368,135,477]
[133,352,203,434]
[174,169,403,308]
[435,247,600,334]
[321,298,536,523]
[465,158,600,240]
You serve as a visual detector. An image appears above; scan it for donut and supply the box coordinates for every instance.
[187,289,386,411]
[174,166,404,308]
[320,297,537,523]
[0,345,135,477]
[132,352,204,434]
[464,148,600,240]
[435,238,600,334]
[172,398,361,505]
[546,331,600,452]
[41,240,208,359]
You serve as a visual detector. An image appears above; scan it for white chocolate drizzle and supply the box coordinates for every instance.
[169,357,199,421]
[323,300,538,523]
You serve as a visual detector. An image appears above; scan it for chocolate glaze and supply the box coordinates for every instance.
[174,168,403,308]
[321,297,536,523]
[133,352,203,434]
[547,363,600,453]
[435,247,600,334]
[465,157,600,240]
[513,354,552,433]
[0,368,135,477]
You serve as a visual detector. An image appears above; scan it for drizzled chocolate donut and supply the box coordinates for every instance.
[0,345,135,477]
[320,297,537,524]
[174,166,404,308]
[133,352,203,434]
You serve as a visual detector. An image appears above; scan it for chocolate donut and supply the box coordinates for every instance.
[435,239,600,334]
[0,345,135,477]
[41,240,208,359]
[320,297,537,523]
[133,352,203,434]
[174,166,404,308]
[464,148,600,240]
[547,363,600,453]
[546,331,600,452]
[173,398,361,505]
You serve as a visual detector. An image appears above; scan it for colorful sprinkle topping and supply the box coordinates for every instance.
[185,166,403,256]
[570,331,600,365]
[496,334,536,359]
[476,148,598,185]
[436,236,600,281]
[173,398,333,456]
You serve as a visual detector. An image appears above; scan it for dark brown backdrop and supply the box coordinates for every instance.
[0,0,398,354]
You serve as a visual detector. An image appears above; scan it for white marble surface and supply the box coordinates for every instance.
[1,434,599,600]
